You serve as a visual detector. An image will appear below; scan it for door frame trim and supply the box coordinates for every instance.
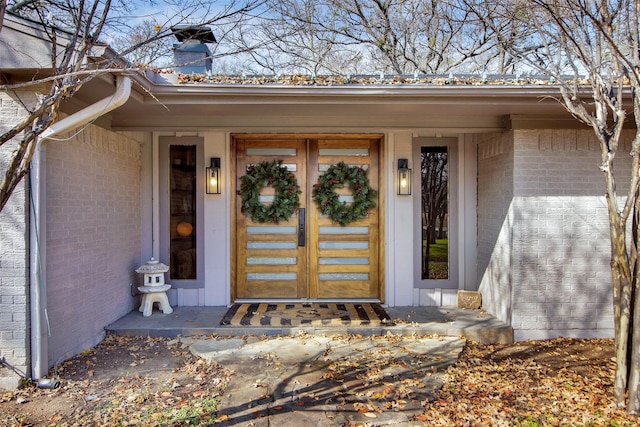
[230,133,385,302]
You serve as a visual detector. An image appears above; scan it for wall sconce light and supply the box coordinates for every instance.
[206,157,221,194]
[397,159,411,195]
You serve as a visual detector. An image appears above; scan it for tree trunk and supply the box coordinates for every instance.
[627,270,640,414]
[428,224,436,245]
[609,212,633,407]
[437,212,445,239]
[626,196,640,414]
[423,236,430,280]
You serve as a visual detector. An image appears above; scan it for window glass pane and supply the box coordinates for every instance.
[421,146,448,280]
[169,145,197,280]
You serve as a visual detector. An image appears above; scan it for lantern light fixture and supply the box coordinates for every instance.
[206,157,221,194]
[397,158,411,195]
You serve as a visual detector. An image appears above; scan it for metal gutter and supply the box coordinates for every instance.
[151,83,566,96]
[143,83,594,108]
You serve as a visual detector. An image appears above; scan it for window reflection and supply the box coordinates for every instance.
[421,147,448,279]
[169,145,197,280]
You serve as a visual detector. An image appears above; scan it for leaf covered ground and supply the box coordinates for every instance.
[0,335,232,427]
[0,335,638,426]
[418,337,636,426]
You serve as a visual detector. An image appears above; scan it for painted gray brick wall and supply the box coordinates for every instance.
[477,131,515,325]
[509,129,622,339]
[45,125,142,366]
[478,128,630,340]
[0,91,32,389]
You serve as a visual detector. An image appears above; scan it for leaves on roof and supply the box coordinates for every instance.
[175,73,583,86]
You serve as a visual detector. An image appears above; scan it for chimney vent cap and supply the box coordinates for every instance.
[171,25,216,44]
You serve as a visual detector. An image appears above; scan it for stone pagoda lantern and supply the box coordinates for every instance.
[136,258,173,317]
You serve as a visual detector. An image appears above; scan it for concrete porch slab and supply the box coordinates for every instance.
[105,306,513,344]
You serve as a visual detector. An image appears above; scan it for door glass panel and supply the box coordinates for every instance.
[247,163,297,171]
[247,226,297,234]
[318,148,369,156]
[169,145,197,280]
[247,242,297,249]
[247,273,297,280]
[319,273,369,280]
[319,226,369,234]
[246,148,297,156]
[319,164,368,172]
[319,258,369,265]
[247,257,297,265]
[421,146,448,280]
[319,242,369,249]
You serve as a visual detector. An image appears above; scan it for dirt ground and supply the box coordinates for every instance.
[0,335,230,426]
[0,334,638,426]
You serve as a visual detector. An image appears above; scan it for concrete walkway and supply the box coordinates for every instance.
[106,307,511,425]
[188,333,466,426]
[106,306,513,344]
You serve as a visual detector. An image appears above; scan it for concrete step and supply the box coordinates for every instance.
[105,306,513,344]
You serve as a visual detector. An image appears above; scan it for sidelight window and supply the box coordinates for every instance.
[413,138,458,289]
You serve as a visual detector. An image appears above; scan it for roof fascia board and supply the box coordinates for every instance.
[146,85,571,107]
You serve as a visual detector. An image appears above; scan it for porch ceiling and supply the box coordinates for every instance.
[63,76,581,132]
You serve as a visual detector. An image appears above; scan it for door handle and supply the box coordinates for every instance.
[298,208,306,247]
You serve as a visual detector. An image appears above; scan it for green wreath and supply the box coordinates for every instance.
[312,161,377,226]
[239,160,301,223]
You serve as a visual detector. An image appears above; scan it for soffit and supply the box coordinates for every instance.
[63,77,586,131]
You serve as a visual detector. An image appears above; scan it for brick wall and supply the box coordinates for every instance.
[45,124,142,366]
[477,132,515,325]
[0,91,34,389]
[478,129,629,340]
[509,129,622,339]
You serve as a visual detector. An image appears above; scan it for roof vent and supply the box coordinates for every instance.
[171,25,216,74]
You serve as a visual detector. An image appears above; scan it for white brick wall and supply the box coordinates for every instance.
[45,124,142,366]
[478,129,630,340]
[0,92,32,389]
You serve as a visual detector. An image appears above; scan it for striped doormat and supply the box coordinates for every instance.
[220,303,394,327]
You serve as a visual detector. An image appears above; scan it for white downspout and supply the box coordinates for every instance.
[30,76,132,381]
[39,76,131,140]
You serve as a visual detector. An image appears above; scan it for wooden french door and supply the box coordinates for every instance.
[233,135,382,301]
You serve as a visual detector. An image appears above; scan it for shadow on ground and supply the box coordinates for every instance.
[191,333,465,426]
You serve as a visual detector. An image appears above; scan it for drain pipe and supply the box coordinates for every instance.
[30,75,132,381]
[39,76,132,140]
